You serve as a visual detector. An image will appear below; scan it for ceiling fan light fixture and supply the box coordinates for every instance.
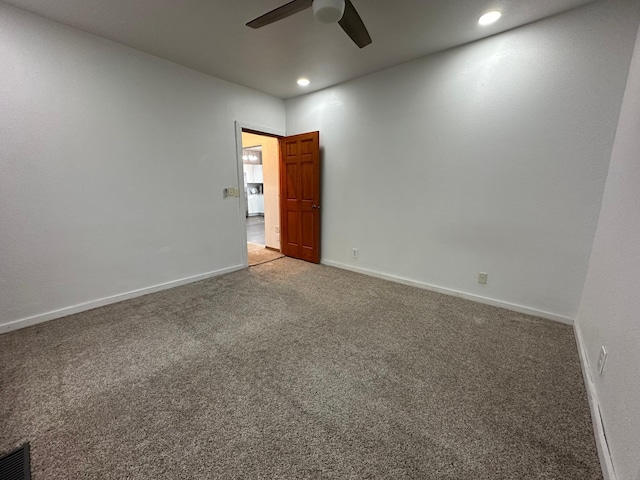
[478,10,502,26]
[246,0,371,49]
[313,0,346,24]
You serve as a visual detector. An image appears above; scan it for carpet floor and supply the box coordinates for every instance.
[0,258,601,479]
[248,242,284,266]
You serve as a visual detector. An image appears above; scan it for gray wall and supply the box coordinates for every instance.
[577,20,640,480]
[285,0,640,321]
[0,3,285,330]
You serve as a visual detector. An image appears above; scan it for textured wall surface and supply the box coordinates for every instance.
[286,0,640,320]
[577,20,640,480]
[0,4,285,329]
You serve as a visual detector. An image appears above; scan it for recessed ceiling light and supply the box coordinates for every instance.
[478,11,502,26]
[297,78,310,87]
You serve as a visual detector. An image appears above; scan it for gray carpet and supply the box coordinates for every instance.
[0,258,601,479]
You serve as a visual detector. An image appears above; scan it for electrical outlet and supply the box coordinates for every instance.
[275,226,280,233]
[352,248,359,258]
[598,346,607,375]
[478,272,488,284]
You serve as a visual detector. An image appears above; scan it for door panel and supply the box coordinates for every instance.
[285,163,298,199]
[301,161,314,200]
[301,138,314,154]
[279,131,320,263]
[302,211,314,246]
[287,211,299,245]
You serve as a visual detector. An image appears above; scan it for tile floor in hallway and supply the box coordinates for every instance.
[246,215,265,245]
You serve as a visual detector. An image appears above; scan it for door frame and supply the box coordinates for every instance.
[234,121,285,267]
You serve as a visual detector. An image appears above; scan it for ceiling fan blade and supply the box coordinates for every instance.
[338,0,372,48]
[246,0,313,29]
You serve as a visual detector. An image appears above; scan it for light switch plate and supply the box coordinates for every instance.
[223,187,239,198]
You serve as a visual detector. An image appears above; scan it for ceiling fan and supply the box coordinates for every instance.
[246,0,372,48]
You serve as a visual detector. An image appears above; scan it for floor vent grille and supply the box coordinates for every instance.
[0,443,31,480]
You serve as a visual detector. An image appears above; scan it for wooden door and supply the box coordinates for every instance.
[279,131,320,263]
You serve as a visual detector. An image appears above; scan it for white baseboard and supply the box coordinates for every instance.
[321,260,574,325]
[0,264,245,334]
[574,324,617,480]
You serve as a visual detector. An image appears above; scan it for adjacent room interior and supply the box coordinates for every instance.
[1,0,639,479]
[241,131,284,266]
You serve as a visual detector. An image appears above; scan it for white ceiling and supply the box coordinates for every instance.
[3,0,595,98]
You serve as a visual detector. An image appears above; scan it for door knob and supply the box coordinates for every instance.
[312,204,320,209]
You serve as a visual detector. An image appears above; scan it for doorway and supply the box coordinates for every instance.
[234,122,321,266]
[240,130,283,266]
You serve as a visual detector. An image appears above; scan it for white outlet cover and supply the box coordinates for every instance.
[598,346,607,375]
